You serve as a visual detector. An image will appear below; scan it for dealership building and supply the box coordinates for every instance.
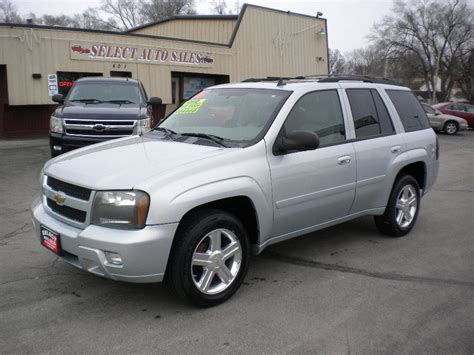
[0,4,328,137]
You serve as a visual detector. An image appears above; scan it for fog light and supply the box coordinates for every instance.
[53,145,62,151]
[104,251,122,265]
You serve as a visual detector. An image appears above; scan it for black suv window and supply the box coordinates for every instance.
[386,90,430,132]
[346,89,395,139]
[282,90,345,147]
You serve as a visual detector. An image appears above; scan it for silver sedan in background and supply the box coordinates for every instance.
[422,103,469,135]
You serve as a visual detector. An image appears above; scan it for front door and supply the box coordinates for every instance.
[266,90,356,237]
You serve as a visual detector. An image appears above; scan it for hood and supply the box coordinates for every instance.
[54,102,146,120]
[45,136,233,190]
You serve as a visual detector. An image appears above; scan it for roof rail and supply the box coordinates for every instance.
[241,75,404,86]
[318,75,403,86]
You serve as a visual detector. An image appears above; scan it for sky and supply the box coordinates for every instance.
[11,0,394,53]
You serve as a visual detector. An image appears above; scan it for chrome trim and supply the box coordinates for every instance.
[42,175,94,229]
[63,118,137,138]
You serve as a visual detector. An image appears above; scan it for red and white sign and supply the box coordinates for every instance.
[70,42,214,67]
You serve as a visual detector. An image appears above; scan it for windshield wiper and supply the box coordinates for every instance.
[153,127,177,140]
[70,99,104,104]
[180,132,229,148]
[105,100,136,104]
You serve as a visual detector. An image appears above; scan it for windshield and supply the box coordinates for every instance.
[68,81,141,104]
[159,88,291,143]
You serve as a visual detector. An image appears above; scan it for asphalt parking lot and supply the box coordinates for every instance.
[0,132,473,353]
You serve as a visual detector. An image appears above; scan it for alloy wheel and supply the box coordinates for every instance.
[395,185,418,228]
[191,228,242,295]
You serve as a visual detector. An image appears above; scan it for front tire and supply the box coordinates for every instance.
[444,120,458,135]
[375,175,420,237]
[168,209,250,307]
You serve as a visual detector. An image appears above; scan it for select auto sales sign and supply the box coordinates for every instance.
[70,42,214,67]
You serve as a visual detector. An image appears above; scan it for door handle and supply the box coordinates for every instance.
[391,146,402,154]
[337,156,351,165]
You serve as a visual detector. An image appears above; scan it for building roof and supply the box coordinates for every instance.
[0,4,327,48]
[125,14,239,33]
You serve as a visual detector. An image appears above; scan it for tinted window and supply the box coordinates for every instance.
[373,90,395,134]
[386,90,430,132]
[346,89,394,139]
[466,105,474,113]
[282,90,345,147]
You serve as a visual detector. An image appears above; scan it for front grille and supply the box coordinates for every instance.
[66,129,133,136]
[64,119,136,138]
[47,176,91,201]
[46,198,87,223]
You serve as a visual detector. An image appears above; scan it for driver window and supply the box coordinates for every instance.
[282,90,346,147]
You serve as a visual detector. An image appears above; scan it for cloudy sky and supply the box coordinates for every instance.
[12,0,394,52]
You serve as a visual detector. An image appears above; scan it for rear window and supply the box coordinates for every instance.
[346,89,395,139]
[386,90,430,132]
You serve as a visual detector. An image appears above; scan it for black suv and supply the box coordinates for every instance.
[49,77,161,157]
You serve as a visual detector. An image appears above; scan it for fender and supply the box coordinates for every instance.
[147,176,273,244]
[383,149,428,205]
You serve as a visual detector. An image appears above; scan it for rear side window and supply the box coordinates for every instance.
[346,89,395,139]
[282,90,345,147]
[386,90,430,132]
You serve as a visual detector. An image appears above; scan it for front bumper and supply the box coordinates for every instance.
[49,133,116,155]
[31,197,178,283]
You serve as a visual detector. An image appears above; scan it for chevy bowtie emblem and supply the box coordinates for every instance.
[54,192,66,206]
[93,124,105,131]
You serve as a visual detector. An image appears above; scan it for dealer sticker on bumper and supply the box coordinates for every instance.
[40,225,61,254]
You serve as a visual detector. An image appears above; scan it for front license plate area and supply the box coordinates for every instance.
[40,225,61,254]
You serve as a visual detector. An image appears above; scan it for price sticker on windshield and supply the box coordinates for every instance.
[176,99,207,114]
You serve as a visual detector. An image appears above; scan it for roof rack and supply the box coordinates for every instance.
[241,75,404,87]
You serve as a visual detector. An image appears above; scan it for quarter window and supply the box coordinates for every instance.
[346,89,395,139]
[386,90,430,132]
[282,90,346,147]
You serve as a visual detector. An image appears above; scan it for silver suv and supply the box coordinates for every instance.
[31,76,439,307]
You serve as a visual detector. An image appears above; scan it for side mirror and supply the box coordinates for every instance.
[274,130,320,155]
[147,96,162,106]
[52,94,64,104]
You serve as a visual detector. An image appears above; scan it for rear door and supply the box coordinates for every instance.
[343,87,401,213]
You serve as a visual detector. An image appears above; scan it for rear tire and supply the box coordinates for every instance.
[375,175,420,237]
[443,120,458,135]
[168,208,249,307]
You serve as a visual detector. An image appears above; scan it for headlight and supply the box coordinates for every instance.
[134,117,152,135]
[91,190,150,229]
[50,115,63,134]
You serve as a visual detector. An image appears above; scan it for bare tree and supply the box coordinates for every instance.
[210,0,228,15]
[328,48,346,75]
[142,0,196,23]
[371,0,473,103]
[232,1,242,14]
[0,0,22,23]
[101,0,146,29]
[344,46,385,76]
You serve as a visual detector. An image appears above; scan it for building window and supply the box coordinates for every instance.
[183,77,216,99]
[171,72,229,104]
[57,71,102,96]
